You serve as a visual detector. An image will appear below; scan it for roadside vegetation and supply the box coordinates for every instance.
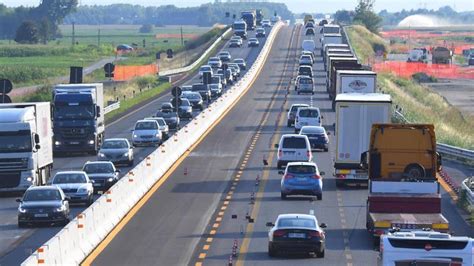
[347,25,474,149]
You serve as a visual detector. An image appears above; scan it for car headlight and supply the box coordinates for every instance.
[26,176,34,183]
[107,177,115,182]
[88,140,95,145]
[55,141,61,146]
[133,134,138,138]
[123,152,129,157]
[55,205,66,212]
[18,206,27,213]
[155,133,161,138]
[98,153,106,158]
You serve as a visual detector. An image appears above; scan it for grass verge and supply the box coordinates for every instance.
[345,25,389,64]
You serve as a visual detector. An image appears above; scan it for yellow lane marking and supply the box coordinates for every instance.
[206,238,213,243]
[209,230,217,235]
[216,217,222,222]
[195,262,202,266]
[198,253,206,259]
[203,245,210,251]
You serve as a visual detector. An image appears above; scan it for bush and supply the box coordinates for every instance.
[412,72,437,83]
[20,84,52,102]
[0,65,60,84]
[134,75,158,89]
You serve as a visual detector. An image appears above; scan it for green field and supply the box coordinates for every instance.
[0,24,210,87]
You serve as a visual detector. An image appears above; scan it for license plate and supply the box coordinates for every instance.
[70,142,80,145]
[93,183,101,187]
[288,233,305,238]
[34,213,48,218]
[284,151,295,154]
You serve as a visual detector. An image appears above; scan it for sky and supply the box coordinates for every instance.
[2,0,474,13]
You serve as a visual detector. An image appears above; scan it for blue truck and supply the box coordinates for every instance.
[52,83,105,155]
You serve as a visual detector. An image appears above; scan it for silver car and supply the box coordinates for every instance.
[207,57,222,68]
[98,138,134,166]
[297,76,314,95]
[82,161,120,193]
[132,120,162,146]
[145,117,169,139]
[50,171,94,205]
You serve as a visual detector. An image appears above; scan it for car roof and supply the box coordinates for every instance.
[291,103,309,107]
[200,65,211,68]
[84,161,114,165]
[27,185,61,191]
[287,161,317,167]
[145,116,165,120]
[209,57,219,60]
[234,58,244,61]
[281,134,307,138]
[104,138,129,142]
[298,106,320,111]
[277,213,316,220]
[301,126,325,133]
[55,170,87,175]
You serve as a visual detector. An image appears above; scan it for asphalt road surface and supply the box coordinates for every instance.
[0,28,266,265]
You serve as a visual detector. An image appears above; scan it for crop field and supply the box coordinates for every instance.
[0,24,210,87]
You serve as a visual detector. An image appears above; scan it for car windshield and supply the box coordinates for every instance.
[287,165,316,174]
[147,118,166,126]
[299,109,319,117]
[157,111,176,118]
[183,93,200,100]
[83,163,114,174]
[102,140,128,149]
[180,100,191,106]
[290,105,308,114]
[209,58,219,62]
[282,137,307,149]
[211,77,220,83]
[54,104,94,120]
[300,78,313,84]
[135,121,158,130]
[278,218,316,228]
[235,59,244,63]
[200,66,211,71]
[23,189,61,201]
[53,173,87,184]
[192,84,207,91]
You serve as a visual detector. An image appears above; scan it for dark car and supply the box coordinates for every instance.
[305,28,315,36]
[298,65,313,78]
[267,213,326,258]
[170,98,193,119]
[256,27,266,38]
[192,83,211,103]
[98,138,134,166]
[181,91,204,110]
[156,109,180,130]
[217,69,233,84]
[209,84,222,98]
[82,161,120,193]
[17,186,70,227]
[248,38,260,47]
[299,126,329,151]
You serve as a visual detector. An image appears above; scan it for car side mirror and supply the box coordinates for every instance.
[116,170,121,173]
[16,198,22,203]
[274,144,279,148]
[320,171,325,176]
[266,222,275,227]
[35,144,41,150]
[34,133,40,144]
[360,151,368,170]
[278,170,284,175]
[319,223,327,228]
[96,106,101,118]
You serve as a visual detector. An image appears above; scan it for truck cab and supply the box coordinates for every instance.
[52,83,104,155]
[0,103,53,192]
[232,20,247,39]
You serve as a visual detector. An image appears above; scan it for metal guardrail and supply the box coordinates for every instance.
[460,178,474,210]
[104,101,120,114]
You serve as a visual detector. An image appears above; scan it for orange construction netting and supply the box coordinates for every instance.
[381,30,474,39]
[373,61,474,79]
[113,64,158,81]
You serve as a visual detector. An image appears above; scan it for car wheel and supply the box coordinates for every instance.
[268,244,278,257]
[316,194,322,201]
[316,249,325,258]
[280,192,287,200]
[287,121,291,127]
[324,148,328,152]
[87,196,94,206]
[277,162,282,169]
[128,160,134,167]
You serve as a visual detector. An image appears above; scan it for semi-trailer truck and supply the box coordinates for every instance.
[334,94,392,187]
[361,124,447,247]
[256,9,263,26]
[52,83,105,155]
[326,56,359,91]
[241,10,256,30]
[233,20,247,39]
[0,103,53,192]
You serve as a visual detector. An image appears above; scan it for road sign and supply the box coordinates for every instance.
[171,86,182,97]
[203,72,212,85]
[156,52,161,60]
[0,79,13,94]
[104,63,115,74]
[222,63,228,72]
[167,49,173,58]
[70,66,83,84]
[0,94,12,103]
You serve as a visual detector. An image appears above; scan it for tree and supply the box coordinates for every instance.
[37,17,53,44]
[139,24,153,33]
[353,0,382,33]
[15,21,39,44]
[334,10,354,25]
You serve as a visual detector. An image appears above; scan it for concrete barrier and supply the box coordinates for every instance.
[21,21,284,266]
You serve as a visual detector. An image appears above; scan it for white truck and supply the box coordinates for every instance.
[330,70,377,105]
[407,48,428,63]
[321,33,343,48]
[0,103,53,192]
[334,93,391,187]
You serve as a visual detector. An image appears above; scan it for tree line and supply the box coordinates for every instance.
[62,2,293,26]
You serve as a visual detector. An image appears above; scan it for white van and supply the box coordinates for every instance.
[302,39,316,53]
[295,107,322,133]
[276,134,313,169]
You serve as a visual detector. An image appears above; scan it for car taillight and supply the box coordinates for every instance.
[307,150,311,157]
[311,174,321,179]
[284,174,295,180]
[308,231,323,238]
[278,150,282,157]
[273,229,287,237]
[336,174,346,179]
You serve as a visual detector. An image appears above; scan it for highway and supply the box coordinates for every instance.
[1,23,472,266]
[0,28,265,265]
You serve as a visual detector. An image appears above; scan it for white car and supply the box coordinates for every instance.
[296,76,314,95]
[275,134,312,169]
[299,54,313,66]
[207,57,222,68]
[287,103,309,127]
[199,65,213,78]
[267,213,327,257]
[295,107,322,133]
[262,20,271,27]
[144,117,169,140]
[132,120,162,146]
[50,171,94,205]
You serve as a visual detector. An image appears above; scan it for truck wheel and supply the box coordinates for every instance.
[287,121,291,127]
[404,164,426,179]
[316,249,325,258]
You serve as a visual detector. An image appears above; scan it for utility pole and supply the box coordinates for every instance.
[98,27,101,47]
[180,26,184,46]
[72,22,76,46]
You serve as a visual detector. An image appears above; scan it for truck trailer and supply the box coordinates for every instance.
[233,20,247,39]
[334,94,392,187]
[0,102,53,192]
[330,70,377,108]
[52,83,105,155]
[241,10,256,30]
